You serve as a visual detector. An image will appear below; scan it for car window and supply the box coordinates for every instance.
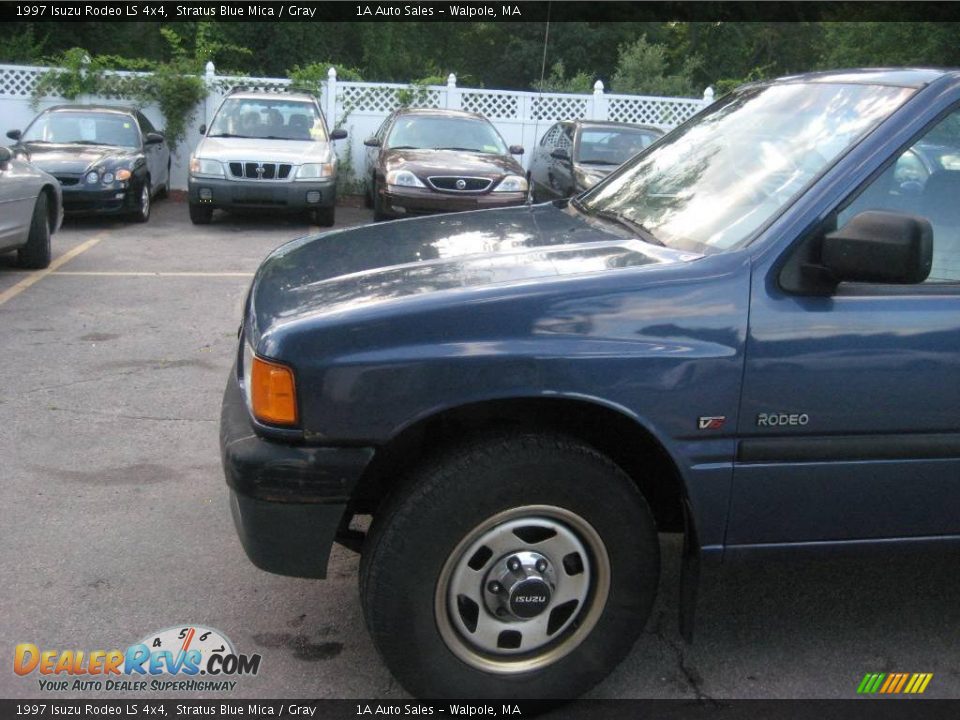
[208,98,325,141]
[576,128,660,166]
[22,111,141,148]
[580,82,914,253]
[839,108,960,283]
[385,115,508,154]
[137,112,156,134]
[375,115,393,141]
[540,124,561,148]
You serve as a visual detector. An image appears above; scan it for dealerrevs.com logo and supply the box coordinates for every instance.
[14,625,262,692]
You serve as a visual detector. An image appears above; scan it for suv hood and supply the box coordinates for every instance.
[249,203,701,344]
[196,136,333,164]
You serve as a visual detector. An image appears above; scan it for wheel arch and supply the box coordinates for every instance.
[353,396,688,534]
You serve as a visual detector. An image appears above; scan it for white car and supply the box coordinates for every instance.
[0,145,62,269]
[187,91,347,227]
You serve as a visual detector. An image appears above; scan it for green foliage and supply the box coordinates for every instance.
[287,62,363,95]
[533,61,594,94]
[0,25,46,63]
[821,22,960,68]
[611,36,701,97]
[396,75,446,108]
[714,65,776,97]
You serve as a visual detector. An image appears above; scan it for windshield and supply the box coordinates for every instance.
[386,115,508,154]
[208,98,325,141]
[576,127,661,166]
[23,111,140,147]
[579,82,914,252]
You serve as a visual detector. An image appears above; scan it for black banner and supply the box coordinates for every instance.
[5,1,960,23]
[3,700,960,719]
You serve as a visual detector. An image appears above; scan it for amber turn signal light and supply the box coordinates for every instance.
[250,356,298,426]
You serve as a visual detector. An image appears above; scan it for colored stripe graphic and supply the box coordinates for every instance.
[857,672,932,694]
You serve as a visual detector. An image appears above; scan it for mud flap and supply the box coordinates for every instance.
[679,497,699,643]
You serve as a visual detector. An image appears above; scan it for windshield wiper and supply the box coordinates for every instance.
[72,140,119,146]
[387,145,421,150]
[571,198,663,246]
[208,133,253,139]
[577,159,619,165]
[436,146,482,152]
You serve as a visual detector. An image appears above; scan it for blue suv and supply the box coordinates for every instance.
[220,69,960,698]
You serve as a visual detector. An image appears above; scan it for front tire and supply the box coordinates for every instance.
[131,179,151,223]
[360,432,660,699]
[372,178,389,222]
[189,202,213,225]
[314,205,335,227]
[18,192,52,269]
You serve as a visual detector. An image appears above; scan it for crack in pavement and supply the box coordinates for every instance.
[47,406,216,423]
[651,610,718,704]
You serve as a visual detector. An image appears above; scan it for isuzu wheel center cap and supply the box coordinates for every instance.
[509,578,552,618]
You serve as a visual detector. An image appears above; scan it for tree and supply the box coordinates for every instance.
[611,36,701,97]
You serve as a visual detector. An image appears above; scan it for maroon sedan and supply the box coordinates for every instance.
[363,109,527,220]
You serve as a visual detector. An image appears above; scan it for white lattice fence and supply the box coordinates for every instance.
[530,94,590,122]
[461,90,519,120]
[0,65,47,97]
[607,95,704,128]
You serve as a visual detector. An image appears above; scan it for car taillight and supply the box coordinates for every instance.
[250,355,298,426]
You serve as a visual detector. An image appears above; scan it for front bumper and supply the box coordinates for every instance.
[61,183,139,215]
[220,370,374,578]
[380,185,527,218]
[190,176,336,211]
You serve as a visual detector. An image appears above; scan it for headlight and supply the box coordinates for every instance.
[189,157,223,178]
[296,162,335,181]
[386,169,425,188]
[85,171,99,184]
[494,175,528,193]
[101,172,115,184]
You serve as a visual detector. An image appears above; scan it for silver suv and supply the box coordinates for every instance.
[188,91,347,226]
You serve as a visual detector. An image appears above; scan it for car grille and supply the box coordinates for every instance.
[427,176,492,193]
[55,175,81,186]
[227,162,293,181]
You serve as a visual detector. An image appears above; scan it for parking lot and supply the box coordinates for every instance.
[2,197,959,700]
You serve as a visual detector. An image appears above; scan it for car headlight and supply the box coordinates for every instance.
[85,171,99,184]
[494,175,528,193]
[101,172,115,184]
[189,157,224,178]
[386,169,425,188]
[296,162,335,181]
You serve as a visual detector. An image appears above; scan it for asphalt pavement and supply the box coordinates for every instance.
[1,198,958,701]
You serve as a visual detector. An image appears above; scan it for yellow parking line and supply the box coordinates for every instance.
[0,234,107,307]
[53,271,254,277]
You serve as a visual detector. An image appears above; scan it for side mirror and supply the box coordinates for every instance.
[821,211,932,285]
[330,128,348,141]
[198,124,206,135]
[550,148,570,162]
[509,145,524,156]
[0,146,11,165]
[145,132,164,145]
[6,129,21,141]
[363,137,381,148]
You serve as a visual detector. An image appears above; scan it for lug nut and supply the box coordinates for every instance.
[487,581,502,594]
[535,559,548,573]
[507,557,522,572]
